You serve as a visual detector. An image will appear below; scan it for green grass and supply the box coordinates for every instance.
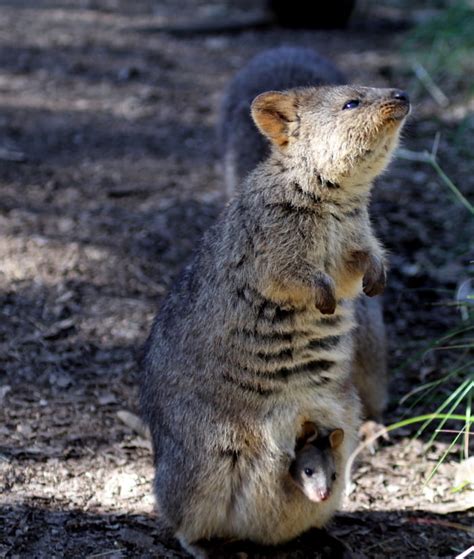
[391,238,473,486]
[391,223,473,484]
[387,0,474,486]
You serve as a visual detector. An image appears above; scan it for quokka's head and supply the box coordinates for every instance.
[251,85,410,189]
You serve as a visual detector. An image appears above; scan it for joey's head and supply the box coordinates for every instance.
[290,427,344,503]
[251,85,410,190]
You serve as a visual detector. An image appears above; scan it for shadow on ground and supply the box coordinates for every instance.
[1,503,471,559]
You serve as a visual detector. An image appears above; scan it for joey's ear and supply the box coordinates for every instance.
[329,429,344,449]
[297,421,318,449]
[251,91,298,148]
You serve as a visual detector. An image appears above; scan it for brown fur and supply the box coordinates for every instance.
[141,84,408,557]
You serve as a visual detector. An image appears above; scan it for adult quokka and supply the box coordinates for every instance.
[220,47,392,426]
[141,66,409,556]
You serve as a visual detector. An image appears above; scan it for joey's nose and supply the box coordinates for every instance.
[319,490,330,501]
[392,90,410,104]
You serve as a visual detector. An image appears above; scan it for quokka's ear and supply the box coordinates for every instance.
[296,421,318,449]
[329,429,344,449]
[251,91,298,148]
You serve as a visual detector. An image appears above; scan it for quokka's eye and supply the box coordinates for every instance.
[331,473,337,481]
[342,100,360,110]
[304,468,314,477]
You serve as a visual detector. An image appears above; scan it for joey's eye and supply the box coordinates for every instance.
[331,473,337,481]
[342,100,360,110]
[304,468,314,477]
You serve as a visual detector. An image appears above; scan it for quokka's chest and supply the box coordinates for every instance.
[319,223,366,300]
[333,265,364,300]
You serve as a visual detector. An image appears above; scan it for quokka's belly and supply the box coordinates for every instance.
[225,404,358,545]
[334,267,364,301]
[222,296,357,402]
[225,330,360,541]
[174,296,360,544]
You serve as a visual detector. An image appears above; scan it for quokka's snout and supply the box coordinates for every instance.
[378,89,410,122]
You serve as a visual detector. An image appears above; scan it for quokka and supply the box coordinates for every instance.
[141,50,409,557]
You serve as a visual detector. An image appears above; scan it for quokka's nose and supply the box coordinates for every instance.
[391,90,410,104]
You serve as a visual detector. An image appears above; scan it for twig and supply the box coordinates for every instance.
[456,546,474,559]
[363,535,400,552]
[87,549,124,558]
[412,62,450,107]
[345,413,473,492]
[397,147,474,216]
[435,428,472,435]
[117,410,150,440]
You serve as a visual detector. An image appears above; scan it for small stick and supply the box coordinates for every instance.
[397,144,474,216]
[434,428,472,434]
[412,62,449,107]
[456,546,474,559]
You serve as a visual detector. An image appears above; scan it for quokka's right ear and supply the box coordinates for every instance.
[251,91,298,149]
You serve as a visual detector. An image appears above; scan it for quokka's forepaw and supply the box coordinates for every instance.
[314,272,337,314]
[317,296,336,315]
[347,250,370,273]
[362,260,386,297]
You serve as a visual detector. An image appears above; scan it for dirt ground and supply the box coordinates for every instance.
[0,1,472,558]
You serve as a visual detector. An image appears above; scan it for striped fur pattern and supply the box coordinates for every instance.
[141,69,408,553]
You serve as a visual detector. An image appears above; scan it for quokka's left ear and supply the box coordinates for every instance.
[329,428,344,449]
[251,91,298,149]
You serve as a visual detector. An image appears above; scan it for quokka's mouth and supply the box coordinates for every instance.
[381,100,411,122]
